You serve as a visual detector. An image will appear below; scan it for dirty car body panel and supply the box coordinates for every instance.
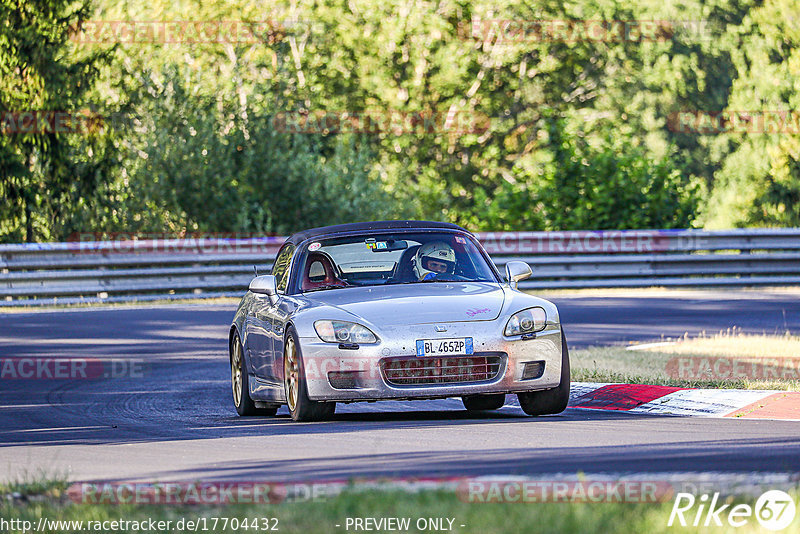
[229,221,566,410]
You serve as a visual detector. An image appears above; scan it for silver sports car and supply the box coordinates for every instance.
[229,221,569,421]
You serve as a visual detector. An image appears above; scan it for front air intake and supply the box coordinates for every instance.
[521,360,546,380]
[328,371,361,389]
[381,353,504,386]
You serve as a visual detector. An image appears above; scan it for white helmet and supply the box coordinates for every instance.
[414,241,456,280]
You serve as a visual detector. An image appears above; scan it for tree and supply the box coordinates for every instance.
[0,0,114,241]
[279,0,731,229]
[104,64,402,235]
[701,0,800,227]
[475,119,701,231]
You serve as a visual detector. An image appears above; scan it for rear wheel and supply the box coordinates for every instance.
[517,332,571,416]
[284,327,335,422]
[462,394,505,412]
[231,334,277,416]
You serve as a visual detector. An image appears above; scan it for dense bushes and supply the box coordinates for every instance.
[1,0,797,241]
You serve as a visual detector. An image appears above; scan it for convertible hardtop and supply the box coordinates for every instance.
[284,220,471,246]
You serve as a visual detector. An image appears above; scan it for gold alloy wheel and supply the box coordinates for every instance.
[231,340,243,408]
[284,336,299,412]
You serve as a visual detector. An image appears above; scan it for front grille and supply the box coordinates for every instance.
[381,353,504,386]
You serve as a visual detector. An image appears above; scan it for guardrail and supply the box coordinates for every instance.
[1,228,799,306]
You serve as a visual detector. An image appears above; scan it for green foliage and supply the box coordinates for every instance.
[0,0,797,241]
[755,139,800,226]
[541,122,701,230]
[701,0,800,228]
[0,0,118,242]
[125,93,402,235]
[471,120,701,231]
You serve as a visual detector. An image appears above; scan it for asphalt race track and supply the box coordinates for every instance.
[1,290,799,483]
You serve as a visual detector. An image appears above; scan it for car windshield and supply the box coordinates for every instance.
[295,231,498,292]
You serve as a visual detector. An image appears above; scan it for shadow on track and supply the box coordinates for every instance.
[125,435,800,483]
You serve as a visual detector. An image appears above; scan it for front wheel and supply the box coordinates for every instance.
[517,332,571,416]
[284,327,335,422]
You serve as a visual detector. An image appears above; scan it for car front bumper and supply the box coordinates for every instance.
[298,322,564,402]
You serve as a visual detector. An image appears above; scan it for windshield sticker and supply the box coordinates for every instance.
[366,240,388,250]
[308,242,321,252]
[455,236,466,244]
[340,261,396,272]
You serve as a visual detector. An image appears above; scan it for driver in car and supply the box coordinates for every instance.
[413,241,457,281]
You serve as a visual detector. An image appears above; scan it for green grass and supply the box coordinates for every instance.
[2,480,795,534]
[572,332,800,390]
[0,478,70,500]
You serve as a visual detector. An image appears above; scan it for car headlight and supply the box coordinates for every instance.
[504,307,547,336]
[314,320,378,344]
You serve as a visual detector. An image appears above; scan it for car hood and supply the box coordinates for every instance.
[301,282,506,326]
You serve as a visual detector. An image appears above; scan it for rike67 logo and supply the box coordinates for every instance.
[668,490,797,531]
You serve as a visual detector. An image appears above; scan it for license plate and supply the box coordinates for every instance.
[416,338,473,357]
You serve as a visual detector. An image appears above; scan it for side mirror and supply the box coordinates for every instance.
[249,275,277,296]
[505,261,532,289]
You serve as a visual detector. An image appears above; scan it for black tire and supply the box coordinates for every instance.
[462,394,506,411]
[517,331,571,416]
[284,326,335,422]
[231,333,278,416]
